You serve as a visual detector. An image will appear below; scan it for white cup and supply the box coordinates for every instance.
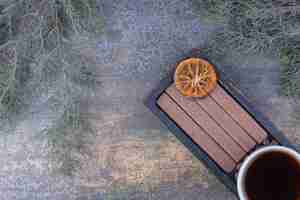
[237,145,300,200]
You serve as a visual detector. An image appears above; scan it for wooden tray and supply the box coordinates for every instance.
[145,58,295,195]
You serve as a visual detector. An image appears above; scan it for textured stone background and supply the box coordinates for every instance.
[0,0,300,200]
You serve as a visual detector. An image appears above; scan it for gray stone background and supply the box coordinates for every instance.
[0,0,300,199]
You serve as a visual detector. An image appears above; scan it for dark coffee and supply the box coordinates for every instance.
[245,151,300,200]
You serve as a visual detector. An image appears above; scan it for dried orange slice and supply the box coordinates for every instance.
[174,58,218,97]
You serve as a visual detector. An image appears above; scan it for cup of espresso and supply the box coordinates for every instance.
[237,146,300,200]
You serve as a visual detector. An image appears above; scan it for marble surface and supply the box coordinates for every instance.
[0,0,299,199]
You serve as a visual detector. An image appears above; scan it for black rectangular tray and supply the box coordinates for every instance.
[145,60,295,195]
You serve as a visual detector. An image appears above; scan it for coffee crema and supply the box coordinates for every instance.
[244,151,300,200]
